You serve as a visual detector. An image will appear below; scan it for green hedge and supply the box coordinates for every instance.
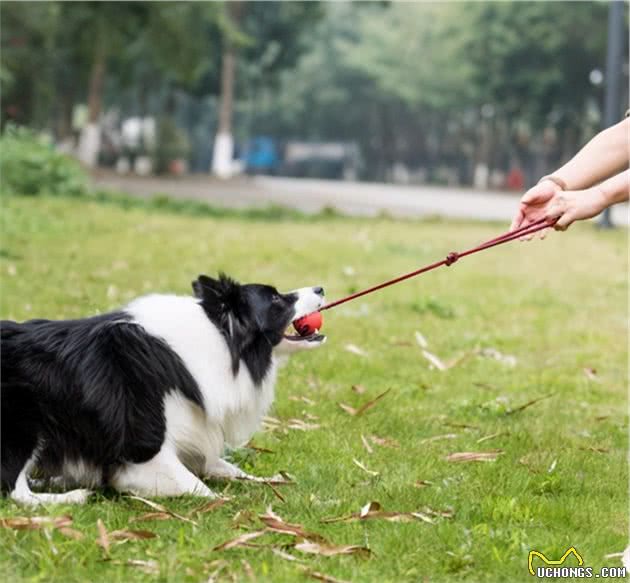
[0,125,88,196]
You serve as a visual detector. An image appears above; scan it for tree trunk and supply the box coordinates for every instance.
[211,2,242,179]
[211,46,236,178]
[78,43,106,167]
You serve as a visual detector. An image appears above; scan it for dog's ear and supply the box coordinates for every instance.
[193,274,251,374]
[192,274,240,303]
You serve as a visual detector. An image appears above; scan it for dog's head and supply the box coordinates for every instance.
[193,274,326,373]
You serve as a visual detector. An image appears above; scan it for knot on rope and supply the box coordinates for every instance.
[445,252,459,266]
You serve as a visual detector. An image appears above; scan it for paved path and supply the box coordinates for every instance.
[93,173,629,225]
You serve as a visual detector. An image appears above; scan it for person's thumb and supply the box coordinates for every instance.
[521,182,556,205]
[554,212,574,231]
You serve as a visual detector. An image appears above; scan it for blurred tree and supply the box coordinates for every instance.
[211,1,323,178]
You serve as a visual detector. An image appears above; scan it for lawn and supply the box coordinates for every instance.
[1,194,627,583]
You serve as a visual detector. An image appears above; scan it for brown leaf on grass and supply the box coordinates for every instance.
[110,559,160,575]
[506,394,553,415]
[338,403,358,415]
[443,421,479,430]
[0,515,73,530]
[344,344,367,357]
[360,434,374,454]
[369,435,400,449]
[258,507,327,543]
[413,480,433,488]
[289,395,316,406]
[246,440,275,454]
[579,446,609,454]
[351,384,366,394]
[126,495,197,525]
[339,389,391,417]
[301,567,350,583]
[352,459,379,476]
[421,349,447,371]
[129,512,173,523]
[108,529,157,542]
[285,418,321,431]
[232,510,257,529]
[241,559,255,580]
[96,519,110,555]
[58,527,84,540]
[190,499,229,516]
[213,530,268,551]
[295,540,371,558]
[444,450,503,463]
[420,433,458,444]
[264,481,286,503]
[322,501,452,525]
[476,431,507,444]
[583,367,599,381]
[414,331,428,349]
[271,547,302,562]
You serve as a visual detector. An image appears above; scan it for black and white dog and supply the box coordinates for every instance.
[1,274,326,505]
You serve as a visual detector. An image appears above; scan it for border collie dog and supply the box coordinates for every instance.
[1,274,326,505]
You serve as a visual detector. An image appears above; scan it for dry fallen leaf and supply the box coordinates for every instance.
[258,507,327,543]
[444,450,503,463]
[96,519,110,555]
[111,559,160,575]
[476,431,506,444]
[271,547,302,562]
[241,559,255,580]
[352,459,379,476]
[421,349,447,371]
[213,530,267,551]
[339,389,391,417]
[478,347,517,366]
[583,367,599,381]
[0,515,73,530]
[360,434,374,454]
[351,384,366,394]
[246,441,275,454]
[126,495,197,525]
[295,540,371,558]
[302,567,350,583]
[108,529,157,542]
[289,395,316,406]
[413,480,433,488]
[344,344,368,357]
[189,499,229,516]
[506,394,553,415]
[322,501,452,524]
[420,433,458,444]
[414,331,428,349]
[129,512,173,523]
[369,435,400,449]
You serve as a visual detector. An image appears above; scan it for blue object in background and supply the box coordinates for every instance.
[242,137,279,174]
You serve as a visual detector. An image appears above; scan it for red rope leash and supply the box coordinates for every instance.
[320,218,555,312]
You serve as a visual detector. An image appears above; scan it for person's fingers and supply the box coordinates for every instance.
[554,212,573,231]
[510,209,525,232]
[538,226,551,240]
[521,181,556,205]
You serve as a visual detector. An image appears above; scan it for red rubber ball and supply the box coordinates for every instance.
[293,312,323,336]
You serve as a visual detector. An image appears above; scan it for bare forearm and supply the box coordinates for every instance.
[597,169,630,207]
[554,119,629,190]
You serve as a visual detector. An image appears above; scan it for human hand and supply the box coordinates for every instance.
[510,179,561,239]
[543,187,608,231]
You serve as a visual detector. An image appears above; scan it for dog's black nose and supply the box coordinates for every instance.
[313,286,325,297]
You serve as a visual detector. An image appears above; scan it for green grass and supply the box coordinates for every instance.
[1,195,627,582]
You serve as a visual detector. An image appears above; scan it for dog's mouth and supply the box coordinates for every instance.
[283,327,325,344]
